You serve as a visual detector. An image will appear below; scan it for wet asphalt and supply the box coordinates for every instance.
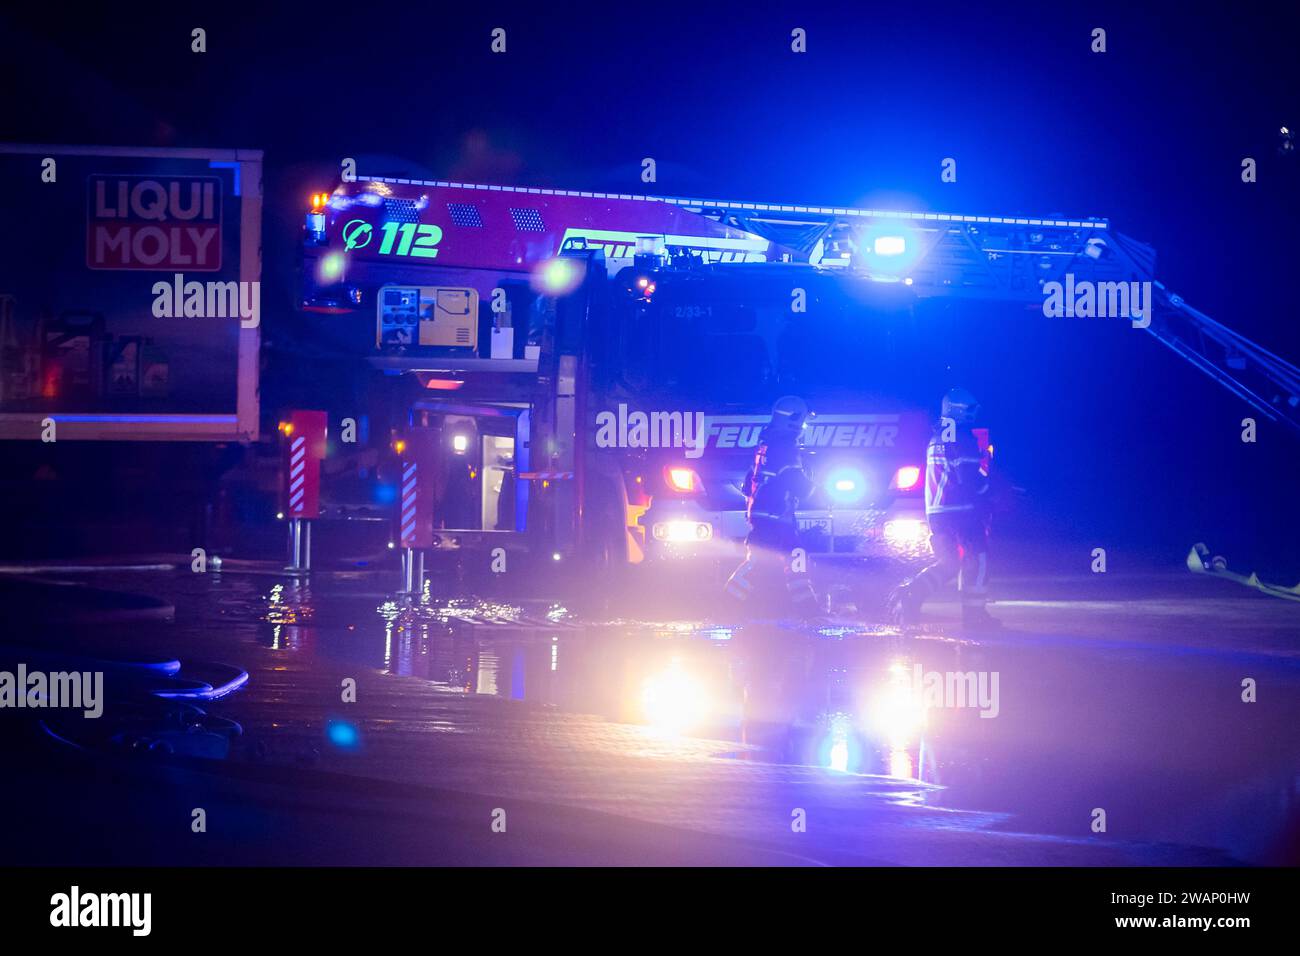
[3,558,1299,866]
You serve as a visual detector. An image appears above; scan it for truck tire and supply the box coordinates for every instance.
[584,476,630,573]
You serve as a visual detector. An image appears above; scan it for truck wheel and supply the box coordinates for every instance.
[584,477,629,575]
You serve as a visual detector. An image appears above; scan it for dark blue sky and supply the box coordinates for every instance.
[3,2,1296,345]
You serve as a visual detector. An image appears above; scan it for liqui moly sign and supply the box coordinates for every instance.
[86,175,223,270]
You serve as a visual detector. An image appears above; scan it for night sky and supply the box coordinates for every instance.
[3,1,1298,563]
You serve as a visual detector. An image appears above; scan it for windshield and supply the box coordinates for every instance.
[617,269,940,409]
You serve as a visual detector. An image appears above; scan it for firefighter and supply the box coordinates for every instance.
[890,387,999,630]
[725,395,820,615]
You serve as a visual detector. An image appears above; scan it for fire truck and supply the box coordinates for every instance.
[299,176,1300,582]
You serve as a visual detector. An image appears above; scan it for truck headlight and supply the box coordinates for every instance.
[883,518,929,550]
[652,520,713,543]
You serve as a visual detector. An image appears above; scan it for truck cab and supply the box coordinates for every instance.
[299,179,974,577]
[601,263,935,565]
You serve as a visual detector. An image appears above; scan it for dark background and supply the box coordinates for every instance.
[2,1,1298,572]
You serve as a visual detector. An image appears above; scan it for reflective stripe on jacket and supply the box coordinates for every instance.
[924,427,988,515]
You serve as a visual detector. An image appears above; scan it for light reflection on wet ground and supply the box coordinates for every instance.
[39,567,1300,864]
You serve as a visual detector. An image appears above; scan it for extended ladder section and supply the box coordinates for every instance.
[678,194,1300,436]
[343,178,1300,436]
[1146,280,1300,436]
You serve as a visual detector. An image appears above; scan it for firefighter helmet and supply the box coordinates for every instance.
[941,387,980,424]
[770,395,809,433]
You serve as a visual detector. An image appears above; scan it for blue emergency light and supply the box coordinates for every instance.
[826,467,867,504]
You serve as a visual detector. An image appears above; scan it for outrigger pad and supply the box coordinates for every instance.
[1186,543,1300,602]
